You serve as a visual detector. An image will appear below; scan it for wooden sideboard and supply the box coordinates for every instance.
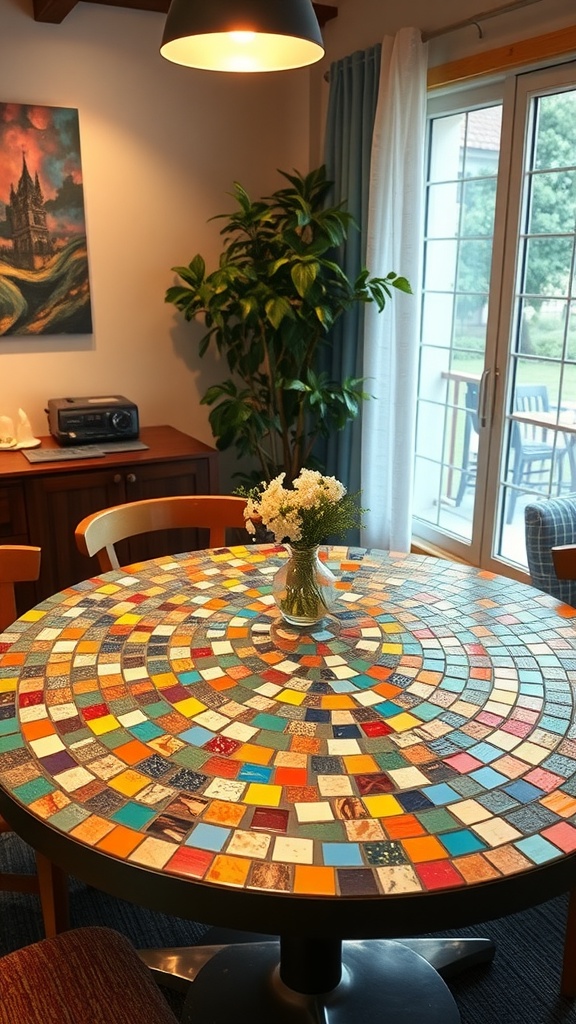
[0,425,219,611]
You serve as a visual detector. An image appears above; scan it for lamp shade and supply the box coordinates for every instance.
[160,0,325,73]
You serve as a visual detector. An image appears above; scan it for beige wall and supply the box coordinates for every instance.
[1,0,574,460]
[0,0,311,456]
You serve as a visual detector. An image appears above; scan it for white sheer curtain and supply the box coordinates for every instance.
[361,28,428,552]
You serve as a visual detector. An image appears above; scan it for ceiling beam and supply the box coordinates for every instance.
[33,0,338,28]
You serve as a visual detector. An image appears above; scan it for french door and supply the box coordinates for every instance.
[414,60,576,580]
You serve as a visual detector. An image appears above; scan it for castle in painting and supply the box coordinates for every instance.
[6,153,53,270]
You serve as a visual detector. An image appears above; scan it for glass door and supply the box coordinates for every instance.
[414,84,503,566]
[490,65,576,576]
[413,62,576,580]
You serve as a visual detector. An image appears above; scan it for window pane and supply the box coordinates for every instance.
[416,104,501,543]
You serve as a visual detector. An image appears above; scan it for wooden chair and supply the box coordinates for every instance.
[75,494,249,572]
[0,545,69,937]
[0,926,179,1024]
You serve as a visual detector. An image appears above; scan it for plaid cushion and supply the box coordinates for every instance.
[524,497,576,606]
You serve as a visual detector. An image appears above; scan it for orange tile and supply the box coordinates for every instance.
[274,767,308,786]
[290,735,321,754]
[71,815,115,845]
[372,680,403,698]
[365,666,394,681]
[111,739,151,765]
[208,675,237,692]
[343,755,379,774]
[403,744,437,765]
[541,791,576,817]
[203,801,246,827]
[453,853,500,884]
[232,743,274,765]
[320,695,355,710]
[97,825,144,858]
[206,855,251,887]
[384,814,426,839]
[294,865,336,895]
[21,720,56,741]
[30,791,70,818]
[0,652,26,667]
[72,680,99,695]
[417,671,442,686]
[401,836,449,862]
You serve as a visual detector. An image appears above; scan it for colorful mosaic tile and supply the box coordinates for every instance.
[1,546,576,900]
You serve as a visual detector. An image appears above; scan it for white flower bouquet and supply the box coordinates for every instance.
[240,470,365,625]
[242,468,364,548]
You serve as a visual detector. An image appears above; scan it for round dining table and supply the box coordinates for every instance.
[1,544,576,1023]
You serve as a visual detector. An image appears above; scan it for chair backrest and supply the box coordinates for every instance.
[525,496,576,605]
[0,545,41,631]
[512,383,551,447]
[75,495,248,572]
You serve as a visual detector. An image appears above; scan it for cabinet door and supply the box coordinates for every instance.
[26,469,126,600]
[124,458,213,564]
[26,457,216,601]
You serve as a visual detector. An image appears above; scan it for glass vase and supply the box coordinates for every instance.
[273,545,337,627]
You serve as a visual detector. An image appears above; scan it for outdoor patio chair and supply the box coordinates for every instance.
[507,383,568,524]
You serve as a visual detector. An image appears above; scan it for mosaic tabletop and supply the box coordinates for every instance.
[2,544,576,906]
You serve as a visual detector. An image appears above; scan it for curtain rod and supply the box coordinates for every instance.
[422,0,544,42]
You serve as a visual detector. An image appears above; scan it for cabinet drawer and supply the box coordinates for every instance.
[0,484,27,540]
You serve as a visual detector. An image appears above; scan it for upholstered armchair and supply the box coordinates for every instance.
[524,496,576,605]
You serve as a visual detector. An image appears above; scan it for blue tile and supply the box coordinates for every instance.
[322,843,363,867]
[186,823,231,851]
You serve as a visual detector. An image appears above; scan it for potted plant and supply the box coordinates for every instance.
[165,165,410,486]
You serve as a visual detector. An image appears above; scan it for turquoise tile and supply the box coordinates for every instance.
[440,829,486,856]
[130,721,165,741]
[14,777,54,802]
[112,802,156,828]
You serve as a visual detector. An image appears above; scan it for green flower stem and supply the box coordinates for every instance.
[279,547,329,622]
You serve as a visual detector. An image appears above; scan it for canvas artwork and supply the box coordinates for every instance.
[0,103,92,336]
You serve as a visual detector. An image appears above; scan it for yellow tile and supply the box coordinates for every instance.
[243,783,282,806]
[88,715,121,735]
[275,689,306,706]
[108,770,150,796]
[362,794,403,817]
[173,697,208,718]
[386,712,421,732]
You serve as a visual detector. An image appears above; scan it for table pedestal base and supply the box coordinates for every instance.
[158,937,495,1024]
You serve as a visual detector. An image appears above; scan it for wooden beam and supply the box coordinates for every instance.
[428,23,576,89]
[33,0,338,27]
[33,0,78,24]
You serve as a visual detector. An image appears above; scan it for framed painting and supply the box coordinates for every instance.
[0,103,92,336]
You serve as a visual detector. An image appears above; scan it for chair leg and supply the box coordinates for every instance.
[561,886,576,997]
[35,852,69,938]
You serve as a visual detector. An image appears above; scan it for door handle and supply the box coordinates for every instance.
[478,368,492,429]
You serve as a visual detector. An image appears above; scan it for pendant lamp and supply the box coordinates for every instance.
[160,0,325,73]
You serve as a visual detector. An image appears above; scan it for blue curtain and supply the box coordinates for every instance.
[318,45,382,496]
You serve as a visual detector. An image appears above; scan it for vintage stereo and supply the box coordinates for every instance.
[46,396,139,446]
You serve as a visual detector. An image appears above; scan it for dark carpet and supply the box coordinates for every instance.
[2,831,576,1023]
